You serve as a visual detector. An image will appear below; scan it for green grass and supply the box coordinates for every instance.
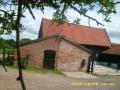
[0,49,3,53]
[9,65,64,76]
[93,73,109,76]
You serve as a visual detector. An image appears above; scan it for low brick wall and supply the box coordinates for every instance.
[57,40,91,72]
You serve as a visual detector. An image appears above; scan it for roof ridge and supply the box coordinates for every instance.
[42,18,105,31]
[19,34,92,53]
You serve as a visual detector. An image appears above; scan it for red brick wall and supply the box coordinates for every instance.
[14,38,91,72]
[56,40,91,72]
[14,38,59,67]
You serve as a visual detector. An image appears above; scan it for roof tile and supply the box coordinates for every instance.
[104,43,120,55]
[42,18,111,47]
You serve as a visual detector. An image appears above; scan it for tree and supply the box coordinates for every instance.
[5,39,16,47]
[52,9,69,24]
[73,18,81,24]
[0,0,120,90]
[0,38,8,72]
[20,38,31,44]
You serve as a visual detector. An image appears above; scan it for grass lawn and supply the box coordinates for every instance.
[8,65,64,75]
[0,49,3,54]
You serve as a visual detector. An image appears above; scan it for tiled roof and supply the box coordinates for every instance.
[41,18,111,47]
[103,43,120,55]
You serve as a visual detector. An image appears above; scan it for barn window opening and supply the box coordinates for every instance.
[43,50,56,69]
[79,59,86,70]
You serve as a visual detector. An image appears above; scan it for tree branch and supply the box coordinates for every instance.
[0,10,10,14]
[68,3,104,26]
[1,1,35,19]
[61,3,67,14]
[115,2,120,4]
[109,1,120,4]
[24,0,35,19]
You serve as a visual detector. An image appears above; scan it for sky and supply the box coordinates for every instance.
[2,3,120,44]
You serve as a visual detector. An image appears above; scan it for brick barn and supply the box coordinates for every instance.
[14,18,111,73]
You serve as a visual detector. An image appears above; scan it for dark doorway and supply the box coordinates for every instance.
[43,50,56,69]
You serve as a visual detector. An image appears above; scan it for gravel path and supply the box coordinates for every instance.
[0,66,120,90]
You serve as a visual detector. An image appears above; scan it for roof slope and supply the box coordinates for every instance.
[103,43,120,55]
[20,34,92,53]
[41,18,111,47]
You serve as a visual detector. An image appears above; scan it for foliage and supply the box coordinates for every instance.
[0,10,24,35]
[21,56,28,69]
[20,38,31,44]
[73,18,81,24]
[0,0,118,28]
[0,38,14,66]
[5,48,14,55]
[0,10,16,35]
[51,0,117,25]
[52,9,69,24]
[5,55,14,66]
[0,38,15,54]
[0,38,6,49]
[0,38,31,49]
[5,39,16,47]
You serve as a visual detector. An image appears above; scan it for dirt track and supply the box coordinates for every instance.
[0,66,120,90]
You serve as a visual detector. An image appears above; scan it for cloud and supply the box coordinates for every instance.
[109,32,120,39]
[106,24,120,43]
[20,32,37,40]
[19,8,55,40]
[1,5,120,44]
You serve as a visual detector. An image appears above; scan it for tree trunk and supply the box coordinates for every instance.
[16,0,26,90]
[2,47,7,72]
[3,47,5,63]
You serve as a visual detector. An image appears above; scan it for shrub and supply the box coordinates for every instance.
[5,55,14,66]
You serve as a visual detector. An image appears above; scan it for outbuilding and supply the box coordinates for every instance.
[14,18,111,73]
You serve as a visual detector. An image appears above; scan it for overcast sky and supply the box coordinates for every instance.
[2,4,120,44]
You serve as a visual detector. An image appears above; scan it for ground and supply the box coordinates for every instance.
[0,66,120,90]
